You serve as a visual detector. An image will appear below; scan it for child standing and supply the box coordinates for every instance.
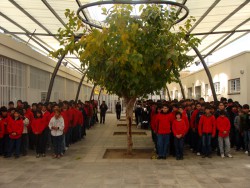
[234,110,243,151]
[6,109,24,158]
[20,109,29,156]
[0,117,4,155]
[198,106,216,158]
[155,105,171,159]
[239,104,250,155]
[49,110,64,159]
[172,112,187,160]
[31,111,46,158]
[216,110,233,158]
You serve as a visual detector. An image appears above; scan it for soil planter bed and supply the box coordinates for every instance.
[103,148,153,159]
[113,131,146,135]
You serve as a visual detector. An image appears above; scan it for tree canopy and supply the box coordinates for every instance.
[52,4,200,100]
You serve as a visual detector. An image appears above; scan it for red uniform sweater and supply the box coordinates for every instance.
[68,108,76,127]
[76,110,84,126]
[190,109,199,129]
[1,115,10,135]
[61,110,70,133]
[7,117,24,139]
[0,120,4,138]
[172,119,186,137]
[198,114,216,137]
[156,113,171,134]
[216,116,231,138]
[31,118,46,134]
[42,111,51,129]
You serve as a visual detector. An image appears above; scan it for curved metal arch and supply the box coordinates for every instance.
[77,0,189,29]
[75,73,87,103]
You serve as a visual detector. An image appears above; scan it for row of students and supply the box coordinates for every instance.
[144,97,250,160]
[0,100,98,159]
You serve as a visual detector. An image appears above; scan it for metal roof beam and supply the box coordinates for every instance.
[188,0,221,34]
[75,0,92,30]
[200,0,249,41]
[41,0,67,27]
[202,18,250,58]
[191,29,250,36]
[0,12,52,52]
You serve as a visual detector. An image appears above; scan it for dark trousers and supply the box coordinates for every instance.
[174,137,184,158]
[8,137,21,157]
[100,113,106,124]
[3,134,9,156]
[151,129,158,154]
[65,131,70,147]
[21,133,28,155]
[235,129,243,150]
[116,111,121,120]
[202,133,212,156]
[0,138,3,155]
[192,130,202,153]
[28,130,35,150]
[157,134,170,157]
[230,126,236,148]
[35,133,45,154]
[52,135,63,155]
[72,126,79,143]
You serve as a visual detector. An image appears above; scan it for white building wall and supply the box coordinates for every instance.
[167,51,250,104]
[0,34,93,106]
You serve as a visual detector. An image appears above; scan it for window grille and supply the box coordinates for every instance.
[228,78,240,94]
[0,56,26,107]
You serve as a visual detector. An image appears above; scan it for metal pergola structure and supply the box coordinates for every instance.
[0,0,250,102]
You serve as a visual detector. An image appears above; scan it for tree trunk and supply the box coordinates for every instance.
[124,97,136,155]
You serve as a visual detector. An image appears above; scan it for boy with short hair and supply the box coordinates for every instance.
[198,106,216,158]
[216,110,232,158]
[240,104,250,155]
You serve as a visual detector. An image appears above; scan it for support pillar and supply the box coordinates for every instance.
[166,86,171,101]
[89,84,96,101]
[46,54,65,102]
[192,46,217,102]
[178,78,186,100]
[75,73,87,103]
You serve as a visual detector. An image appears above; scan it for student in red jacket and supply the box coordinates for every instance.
[0,117,4,155]
[216,110,233,158]
[155,104,171,159]
[172,112,187,160]
[198,106,216,158]
[151,106,162,157]
[6,109,24,158]
[31,110,46,158]
[0,106,10,157]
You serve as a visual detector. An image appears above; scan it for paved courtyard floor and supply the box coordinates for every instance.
[1,114,250,188]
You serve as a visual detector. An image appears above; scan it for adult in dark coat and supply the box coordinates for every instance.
[115,102,122,120]
[100,101,108,124]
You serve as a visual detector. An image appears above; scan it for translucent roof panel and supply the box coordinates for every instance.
[0,0,249,73]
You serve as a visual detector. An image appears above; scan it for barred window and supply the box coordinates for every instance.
[214,82,220,94]
[228,78,240,94]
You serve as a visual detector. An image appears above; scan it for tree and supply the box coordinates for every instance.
[51,4,200,154]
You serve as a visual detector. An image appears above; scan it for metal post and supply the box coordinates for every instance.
[89,84,96,101]
[75,73,87,103]
[166,86,171,101]
[46,54,65,102]
[178,78,186,100]
[192,46,217,102]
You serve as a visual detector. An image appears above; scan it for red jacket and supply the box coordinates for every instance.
[1,115,10,135]
[25,108,34,130]
[73,108,81,127]
[190,109,199,129]
[7,117,24,139]
[31,118,46,134]
[156,113,171,134]
[182,111,190,132]
[68,108,76,127]
[61,111,70,133]
[0,120,4,138]
[42,111,51,129]
[76,110,84,126]
[216,116,231,138]
[198,115,216,137]
[151,113,158,132]
[172,119,186,137]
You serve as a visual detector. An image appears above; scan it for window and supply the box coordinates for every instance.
[175,90,178,100]
[228,78,240,94]
[205,84,209,96]
[187,87,192,99]
[214,82,220,94]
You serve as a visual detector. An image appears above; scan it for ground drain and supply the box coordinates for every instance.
[113,131,146,135]
[117,124,136,126]
[103,148,153,159]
